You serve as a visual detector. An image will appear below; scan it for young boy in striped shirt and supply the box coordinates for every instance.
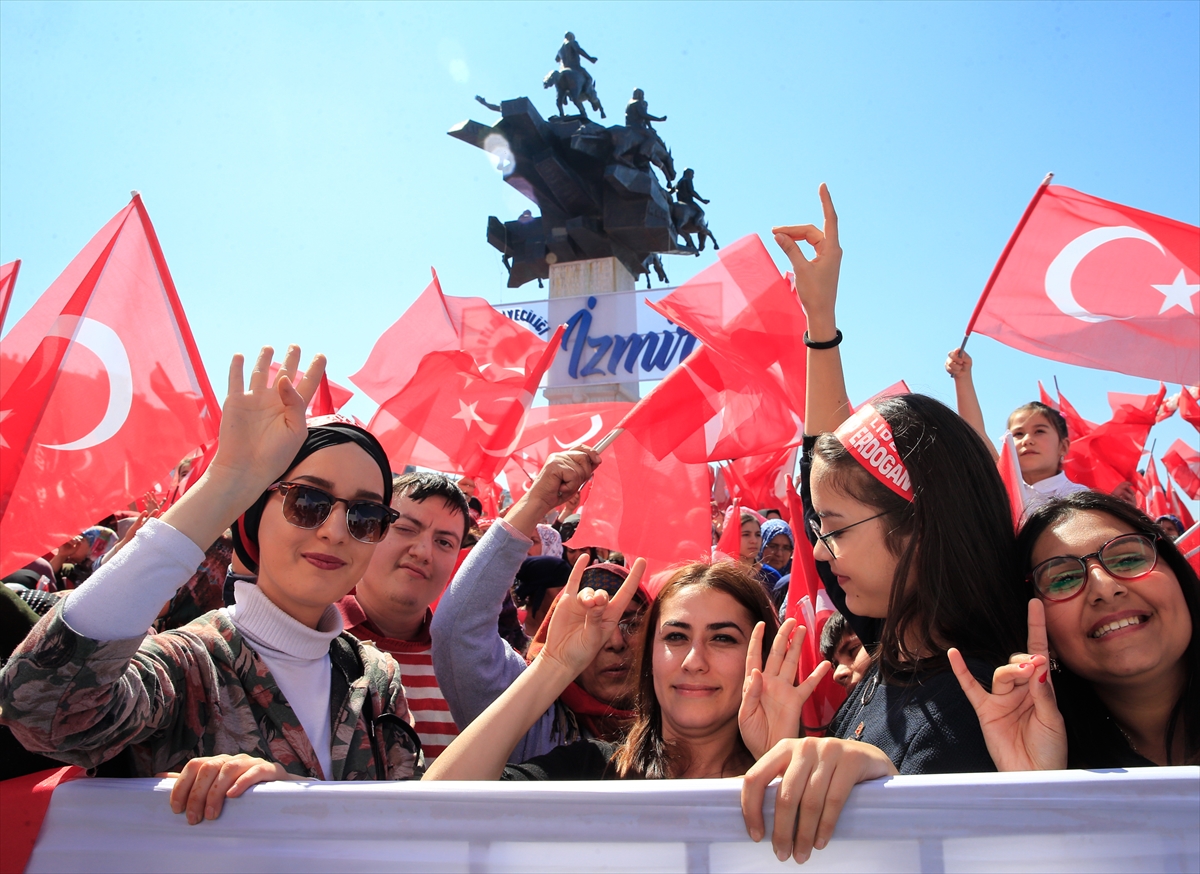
[337,473,470,761]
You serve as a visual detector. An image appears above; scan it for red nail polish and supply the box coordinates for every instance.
[1038,672,1048,684]
[1019,662,1031,668]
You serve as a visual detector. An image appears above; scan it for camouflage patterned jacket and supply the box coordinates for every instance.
[0,605,423,780]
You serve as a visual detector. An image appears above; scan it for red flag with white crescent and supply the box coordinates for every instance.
[1163,438,1200,501]
[0,195,219,575]
[967,185,1198,384]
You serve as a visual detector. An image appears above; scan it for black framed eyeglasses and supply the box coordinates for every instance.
[269,482,399,545]
[1029,533,1159,602]
[808,510,894,559]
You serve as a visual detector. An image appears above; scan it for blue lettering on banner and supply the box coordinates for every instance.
[560,296,698,379]
[499,307,551,336]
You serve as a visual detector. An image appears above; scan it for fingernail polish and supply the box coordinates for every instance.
[1019,662,1031,668]
[1038,672,1048,684]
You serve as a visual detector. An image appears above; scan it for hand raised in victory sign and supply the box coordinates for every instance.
[739,618,832,760]
[948,598,1068,771]
[162,345,326,551]
[536,555,646,680]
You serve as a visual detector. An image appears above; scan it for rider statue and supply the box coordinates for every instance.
[625,89,666,132]
[556,32,598,90]
[670,168,708,209]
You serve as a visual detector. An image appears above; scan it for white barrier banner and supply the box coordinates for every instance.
[28,767,1199,873]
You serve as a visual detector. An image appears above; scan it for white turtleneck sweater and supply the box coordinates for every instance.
[63,518,341,780]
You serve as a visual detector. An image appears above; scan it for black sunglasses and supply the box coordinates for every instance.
[269,482,399,544]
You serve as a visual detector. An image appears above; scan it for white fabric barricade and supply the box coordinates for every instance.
[27,767,1199,873]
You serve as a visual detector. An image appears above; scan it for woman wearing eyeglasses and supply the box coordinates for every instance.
[949,490,1198,769]
[0,347,423,825]
[739,187,1029,864]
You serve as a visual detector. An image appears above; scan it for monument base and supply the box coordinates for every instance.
[546,256,640,406]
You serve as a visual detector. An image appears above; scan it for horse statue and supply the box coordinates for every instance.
[543,68,606,120]
[611,126,676,184]
[671,200,719,254]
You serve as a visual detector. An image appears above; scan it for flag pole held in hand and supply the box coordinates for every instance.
[593,427,624,455]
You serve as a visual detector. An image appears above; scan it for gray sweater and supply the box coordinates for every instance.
[431,520,565,763]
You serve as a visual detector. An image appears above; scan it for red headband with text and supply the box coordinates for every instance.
[833,404,914,501]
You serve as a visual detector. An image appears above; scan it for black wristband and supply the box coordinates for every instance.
[803,329,843,349]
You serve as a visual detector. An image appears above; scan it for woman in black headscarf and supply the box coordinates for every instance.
[0,347,424,827]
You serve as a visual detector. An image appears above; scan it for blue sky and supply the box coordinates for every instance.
[2,1,1197,508]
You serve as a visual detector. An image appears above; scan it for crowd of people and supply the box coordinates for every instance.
[1,186,1196,865]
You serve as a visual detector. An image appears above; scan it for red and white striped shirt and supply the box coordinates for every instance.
[336,595,460,762]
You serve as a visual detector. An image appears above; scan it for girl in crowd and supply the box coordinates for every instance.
[945,348,1087,508]
[425,558,829,781]
[0,348,423,827]
[950,490,1198,769]
[735,510,782,595]
[740,185,1030,864]
[759,519,795,576]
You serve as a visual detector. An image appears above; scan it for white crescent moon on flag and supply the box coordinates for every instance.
[479,393,530,457]
[553,414,603,449]
[41,317,133,451]
[1045,226,1163,323]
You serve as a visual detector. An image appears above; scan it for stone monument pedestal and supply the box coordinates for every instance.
[543,256,641,406]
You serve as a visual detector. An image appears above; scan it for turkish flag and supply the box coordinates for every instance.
[0,195,219,575]
[1178,387,1200,433]
[503,402,632,502]
[723,447,797,513]
[368,326,562,481]
[1177,523,1200,574]
[1165,475,1196,530]
[1056,387,1097,442]
[617,235,806,463]
[1038,381,1058,410]
[967,184,1199,384]
[1109,387,1172,424]
[1143,457,1170,519]
[1163,439,1200,500]
[713,499,743,561]
[572,428,711,574]
[998,432,1027,530]
[351,270,547,406]
[0,259,19,335]
[1062,384,1164,493]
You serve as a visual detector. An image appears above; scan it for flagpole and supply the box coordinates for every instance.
[593,428,624,454]
[959,172,1055,352]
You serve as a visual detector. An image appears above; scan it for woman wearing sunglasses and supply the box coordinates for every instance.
[0,347,423,825]
[950,490,1199,769]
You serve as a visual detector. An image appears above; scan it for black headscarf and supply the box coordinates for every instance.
[231,423,393,573]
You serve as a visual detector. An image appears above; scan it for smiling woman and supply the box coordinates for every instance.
[0,346,425,828]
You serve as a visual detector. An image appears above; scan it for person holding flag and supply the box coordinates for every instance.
[741,185,1030,865]
[0,346,425,828]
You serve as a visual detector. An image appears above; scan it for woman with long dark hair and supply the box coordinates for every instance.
[950,490,1198,769]
[424,559,829,781]
[741,186,1029,864]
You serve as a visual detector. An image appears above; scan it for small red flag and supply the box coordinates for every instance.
[1038,381,1059,411]
[572,429,710,574]
[1143,457,1170,519]
[0,259,20,335]
[1163,439,1200,500]
[1165,475,1196,530]
[1177,522,1200,574]
[1179,386,1200,433]
[1056,386,1097,443]
[351,270,547,406]
[723,447,797,513]
[997,432,1027,529]
[0,196,219,575]
[714,499,743,561]
[1109,386,1172,424]
[967,184,1198,384]
[1062,385,1164,493]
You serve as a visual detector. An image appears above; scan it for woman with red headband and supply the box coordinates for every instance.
[0,347,423,828]
[740,186,1029,864]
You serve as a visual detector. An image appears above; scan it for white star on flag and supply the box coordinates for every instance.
[1151,269,1199,315]
[451,399,484,428]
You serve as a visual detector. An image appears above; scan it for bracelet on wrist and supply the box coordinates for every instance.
[803,329,843,349]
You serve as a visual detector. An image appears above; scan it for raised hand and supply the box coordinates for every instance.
[206,346,326,493]
[505,446,601,537]
[741,736,897,863]
[165,754,302,825]
[948,598,1067,771]
[772,184,842,329]
[945,348,973,380]
[739,618,832,759]
[536,555,646,678]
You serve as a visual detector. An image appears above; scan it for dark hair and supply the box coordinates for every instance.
[614,561,779,779]
[1016,491,1200,766]
[813,394,1026,682]
[820,611,848,663]
[1007,402,1069,442]
[391,472,471,543]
